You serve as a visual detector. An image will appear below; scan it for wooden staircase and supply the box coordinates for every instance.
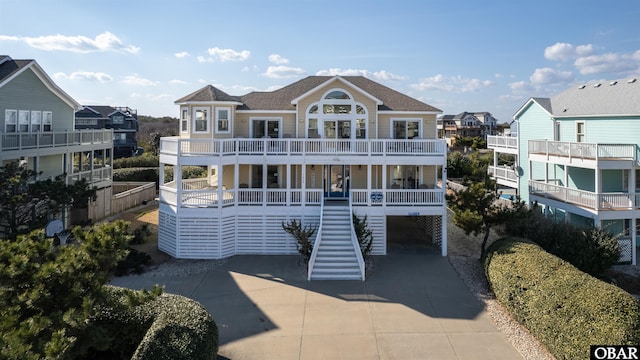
[308,201,365,280]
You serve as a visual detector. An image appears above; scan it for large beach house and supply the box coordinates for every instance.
[158,75,448,279]
[488,77,640,265]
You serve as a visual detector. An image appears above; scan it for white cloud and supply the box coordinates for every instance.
[169,79,188,85]
[411,74,493,93]
[8,32,139,54]
[268,54,289,64]
[121,74,158,86]
[530,67,574,85]
[0,35,20,41]
[544,42,594,61]
[574,50,640,75]
[53,71,113,82]
[315,68,406,81]
[263,66,305,78]
[508,81,535,94]
[198,47,250,62]
[174,51,189,58]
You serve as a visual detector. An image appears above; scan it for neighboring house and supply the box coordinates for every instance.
[0,55,113,229]
[158,75,447,280]
[75,105,140,158]
[437,111,498,145]
[488,77,640,265]
[495,121,513,136]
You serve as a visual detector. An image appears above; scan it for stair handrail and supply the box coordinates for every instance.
[307,199,325,280]
[348,196,366,281]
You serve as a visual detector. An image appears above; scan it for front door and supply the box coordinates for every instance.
[324,165,350,198]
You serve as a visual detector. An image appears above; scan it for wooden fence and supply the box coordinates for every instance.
[111,182,157,215]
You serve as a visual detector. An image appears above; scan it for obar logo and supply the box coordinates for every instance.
[591,346,640,360]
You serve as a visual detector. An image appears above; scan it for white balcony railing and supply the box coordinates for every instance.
[529,180,639,210]
[67,167,112,184]
[159,186,445,208]
[1,129,113,152]
[160,137,447,157]
[528,140,637,161]
[487,135,518,149]
[488,165,518,182]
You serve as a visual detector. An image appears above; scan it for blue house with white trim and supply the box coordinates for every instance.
[489,77,640,265]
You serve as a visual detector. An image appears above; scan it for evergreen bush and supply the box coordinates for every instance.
[504,210,620,277]
[485,238,640,360]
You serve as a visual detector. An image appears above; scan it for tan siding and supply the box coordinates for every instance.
[378,115,392,138]
[350,166,367,188]
[235,113,251,138]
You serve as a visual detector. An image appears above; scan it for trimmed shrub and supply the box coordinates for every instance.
[91,286,218,360]
[131,293,218,360]
[113,167,159,183]
[114,155,159,169]
[485,238,640,360]
[113,166,207,185]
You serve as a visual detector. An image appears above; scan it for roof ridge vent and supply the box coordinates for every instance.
[609,81,617,86]
[628,78,637,84]
[593,83,601,88]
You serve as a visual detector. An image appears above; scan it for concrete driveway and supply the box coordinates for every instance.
[111,248,522,360]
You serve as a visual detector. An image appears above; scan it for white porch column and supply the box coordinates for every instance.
[382,165,387,207]
[441,165,448,256]
[367,165,372,206]
[217,164,223,209]
[286,163,291,205]
[234,163,239,207]
[301,164,307,207]
[630,169,636,208]
[595,169,601,210]
[632,217,637,266]
[176,165,183,208]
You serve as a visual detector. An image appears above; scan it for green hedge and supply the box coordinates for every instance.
[485,238,640,360]
[113,155,159,169]
[113,166,207,184]
[93,286,218,360]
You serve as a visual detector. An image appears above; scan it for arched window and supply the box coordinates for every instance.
[306,88,368,139]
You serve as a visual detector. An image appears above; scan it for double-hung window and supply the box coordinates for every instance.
[180,108,189,133]
[5,109,17,132]
[43,111,52,131]
[19,110,30,132]
[193,107,209,133]
[216,107,231,134]
[31,111,41,132]
[576,121,585,143]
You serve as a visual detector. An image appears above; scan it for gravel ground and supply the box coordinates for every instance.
[445,212,556,360]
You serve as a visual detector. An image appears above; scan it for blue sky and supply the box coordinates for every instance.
[1,0,639,122]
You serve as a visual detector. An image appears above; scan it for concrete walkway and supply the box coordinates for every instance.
[111,248,522,360]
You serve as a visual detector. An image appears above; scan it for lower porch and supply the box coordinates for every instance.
[157,202,447,260]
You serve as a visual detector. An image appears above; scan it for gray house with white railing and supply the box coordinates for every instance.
[0,55,113,228]
[158,75,448,279]
[488,77,640,265]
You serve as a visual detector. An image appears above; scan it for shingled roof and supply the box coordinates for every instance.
[0,56,35,84]
[176,76,441,113]
[175,85,241,103]
[516,77,640,118]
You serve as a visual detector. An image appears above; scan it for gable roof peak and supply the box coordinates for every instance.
[174,84,241,104]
